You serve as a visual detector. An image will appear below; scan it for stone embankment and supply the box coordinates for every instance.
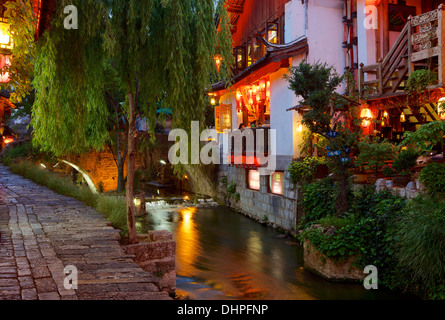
[0,164,172,300]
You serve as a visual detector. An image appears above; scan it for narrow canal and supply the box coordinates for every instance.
[136,205,410,300]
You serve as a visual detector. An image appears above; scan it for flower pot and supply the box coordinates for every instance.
[393,174,412,187]
[367,172,379,184]
[353,173,368,184]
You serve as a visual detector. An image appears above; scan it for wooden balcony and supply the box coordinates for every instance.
[360,6,445,101]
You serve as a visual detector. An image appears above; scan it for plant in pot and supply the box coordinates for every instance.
[355,137,397,184]
[392,148,420,187]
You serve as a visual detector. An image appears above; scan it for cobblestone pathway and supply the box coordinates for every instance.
[0,165,171,300]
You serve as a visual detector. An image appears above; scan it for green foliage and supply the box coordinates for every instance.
[285,61,363,215]
[221,176,240,203]
[419,162,445,195]
[288,156,327,187]
[8,160,128,234]
[1,0,36,103]
[394,198,445,299]
[401,120,445,151]
[1,141,35,166]
[355,137,397,173]
[318,215,354,230]
[392,148,419,174]
[300,178,336,228]
[405,69,437,96]
[300,184,445,299]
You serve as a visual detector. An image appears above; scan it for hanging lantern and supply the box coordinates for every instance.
[360,106,372,127]
[0,20,13,54]
[214,55,222,72]
[438,97,445,120]
[259,80,266,90]
[400,111,406,123]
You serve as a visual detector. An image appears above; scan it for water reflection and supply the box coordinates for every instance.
[137,206,413,300]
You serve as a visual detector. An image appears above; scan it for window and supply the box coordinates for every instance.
[252,34,264,62]
[266,22,279,44]
[235,46,246,72]
[215,104,233,133]
[248,170,260,191]
[269,172,284,195]
[246,37,253,67]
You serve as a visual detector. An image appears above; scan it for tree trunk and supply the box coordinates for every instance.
[336,164,349,217]
[117,160,125,192]
[126,90,138,244]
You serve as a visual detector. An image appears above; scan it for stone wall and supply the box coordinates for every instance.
[123,230,176,296]
[217,165,299,233]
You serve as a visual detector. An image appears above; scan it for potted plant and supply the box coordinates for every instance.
[392,148,420,187]
[355,137,397,184]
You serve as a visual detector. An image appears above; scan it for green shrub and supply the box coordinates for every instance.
[300,178,336,228]
[392,148,419,174]
[355,138,396,174]
[419,162,445,195]
[394,198,445,299]
[1,141,35,166]
[318,215,354,229]
[288,156,327,187]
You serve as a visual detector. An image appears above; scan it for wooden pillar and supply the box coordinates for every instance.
[382,0,390,57]
[439,4,445,86]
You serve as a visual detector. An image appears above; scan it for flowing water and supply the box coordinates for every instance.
[136,205,413,300]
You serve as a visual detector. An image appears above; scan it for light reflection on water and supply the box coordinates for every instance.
[136,206,413,300]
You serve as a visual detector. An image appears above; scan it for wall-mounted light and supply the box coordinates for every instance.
[296,122,304,133]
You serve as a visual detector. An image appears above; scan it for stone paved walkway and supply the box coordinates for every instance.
[0,165,171,300]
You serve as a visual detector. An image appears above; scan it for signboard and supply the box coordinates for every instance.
[269,172,284,195]
[248,170,260,191]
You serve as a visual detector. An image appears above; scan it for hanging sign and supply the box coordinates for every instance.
[340,157,351,164]
[327,151,342,157]
[343,147,351,154]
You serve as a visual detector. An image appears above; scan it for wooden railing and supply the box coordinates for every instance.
[360,6,445,99]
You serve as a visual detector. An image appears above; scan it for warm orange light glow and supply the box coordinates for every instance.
[3,137,14,145]
[176,207,199,277]
[296,123,303,133]
[214,55,222,72]
[360,107,373,127]
[400,112,406,122]
[0,22,13,51]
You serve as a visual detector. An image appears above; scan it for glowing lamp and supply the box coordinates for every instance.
[259,80,266,90]
[438,97,445,120]
[400,112,406,122]
[296,123,303,133]
[0,21,13,53]
[3,137,14,145]
[360,107,372,127]
[214,55,222,72]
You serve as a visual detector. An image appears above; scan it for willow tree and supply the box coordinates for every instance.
[31,0,232,244]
